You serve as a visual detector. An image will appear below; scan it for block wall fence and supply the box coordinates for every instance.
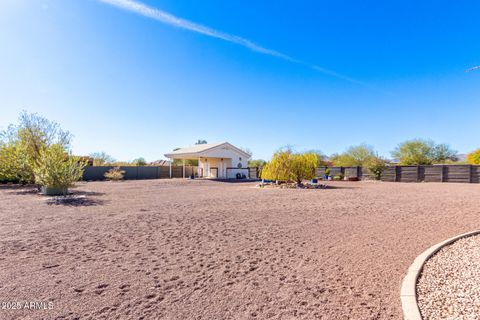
[315,165,480,183]
[82,166,259,181]
[83,165,478,183]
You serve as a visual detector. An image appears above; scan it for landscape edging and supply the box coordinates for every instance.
[400,230,480,320]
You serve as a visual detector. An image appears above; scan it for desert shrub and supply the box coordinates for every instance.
[364,157,387,180]
[104,167,125,181]
[0,111,71,183]
[467,149,480,165]
[261,149,319,184]
[33,144,86,194]
[0,143,31,183]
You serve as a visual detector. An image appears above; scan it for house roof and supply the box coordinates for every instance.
[164,142,251,159]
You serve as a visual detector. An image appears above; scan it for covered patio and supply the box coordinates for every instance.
[164,142,251,179]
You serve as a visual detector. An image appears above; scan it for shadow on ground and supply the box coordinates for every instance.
[45,196,106,207]
[0,184,39,195]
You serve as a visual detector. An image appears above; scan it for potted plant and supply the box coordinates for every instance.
[333,173,344,181]
[325,168,331,180]
[33,144,86,196]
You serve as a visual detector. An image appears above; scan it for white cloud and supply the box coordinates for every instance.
[97,0,362,84]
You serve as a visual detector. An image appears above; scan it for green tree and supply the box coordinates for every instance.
[330,144,386,179]
[132,157,147,166]
[330,144,377,167]
[392,139,457,165]
[248,159,267,168]
[0,111,72,183]
[467,149,480,165]
[431,143,458,163]
[195,139,207,145]
[305,149,326,166]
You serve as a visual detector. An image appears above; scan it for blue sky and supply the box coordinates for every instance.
[1,0,479,161]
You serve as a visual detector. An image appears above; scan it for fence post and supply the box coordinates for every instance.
[441,165,445,182]
[394,166,399,182]
[469,165,473,183]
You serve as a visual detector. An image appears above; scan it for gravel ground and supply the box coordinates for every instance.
[0,179,479,320]
[417,234,480,319]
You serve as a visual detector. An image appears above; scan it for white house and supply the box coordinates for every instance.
[164,142,252,179]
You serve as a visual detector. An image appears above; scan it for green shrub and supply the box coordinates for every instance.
[467,149,480,165]
[0,111,72,184]
[104,167,125,181]
[0,143,32,183]
[261,149,319,185]
[364,157,387,180]
[33,144,86,194]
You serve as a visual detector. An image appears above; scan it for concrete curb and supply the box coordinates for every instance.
[400,230,480,320]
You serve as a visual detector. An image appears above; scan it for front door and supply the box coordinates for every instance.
[210,167,218,178]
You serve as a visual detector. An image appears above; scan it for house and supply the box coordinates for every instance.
[164,142,251,179]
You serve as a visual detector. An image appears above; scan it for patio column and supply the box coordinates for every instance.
[169,159,172,178]
[182,159,185,178]
[198,157,201,178]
